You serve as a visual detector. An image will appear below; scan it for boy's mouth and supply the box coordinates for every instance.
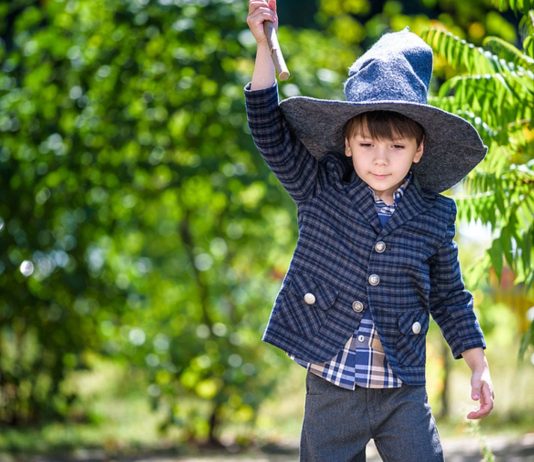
[371,173,390,180]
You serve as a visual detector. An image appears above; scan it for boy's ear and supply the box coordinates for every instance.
[344,138,352,157]
[413,139,424,164]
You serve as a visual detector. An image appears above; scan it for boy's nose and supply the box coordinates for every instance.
[373,148,388,164]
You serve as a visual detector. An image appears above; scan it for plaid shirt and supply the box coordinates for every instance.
[292,175,412,390]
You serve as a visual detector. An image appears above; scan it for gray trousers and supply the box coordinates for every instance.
[300,372,444,462]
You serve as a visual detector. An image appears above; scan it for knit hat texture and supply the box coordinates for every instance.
[279,29,487,192]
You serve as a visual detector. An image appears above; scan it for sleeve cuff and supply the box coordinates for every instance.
[244,82,279,107]
[453,339,487,360]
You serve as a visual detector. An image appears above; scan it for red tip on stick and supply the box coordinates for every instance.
[263,21,290,81]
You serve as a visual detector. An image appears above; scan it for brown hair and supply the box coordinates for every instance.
[344,111,425,147]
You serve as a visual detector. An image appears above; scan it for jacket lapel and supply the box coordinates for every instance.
[380,179,435,237]
[342,173,436,236]
[344,175,382,235]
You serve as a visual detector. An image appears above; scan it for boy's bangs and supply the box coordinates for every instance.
[345,111,425,145]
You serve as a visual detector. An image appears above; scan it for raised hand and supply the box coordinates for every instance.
[247,0,278,45]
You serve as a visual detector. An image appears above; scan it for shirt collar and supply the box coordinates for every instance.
[369,172,413,207]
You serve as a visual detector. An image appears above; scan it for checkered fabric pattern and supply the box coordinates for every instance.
[292,177,410,390]
[245,83,486,386]
[296,318,401,389]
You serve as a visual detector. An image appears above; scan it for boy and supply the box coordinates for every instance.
[245,1,494,460]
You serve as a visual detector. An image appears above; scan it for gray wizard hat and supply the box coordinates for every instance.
[279,29,487,193]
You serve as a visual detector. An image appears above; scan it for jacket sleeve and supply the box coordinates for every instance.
[244,83,320,203]
[429,200,486,359]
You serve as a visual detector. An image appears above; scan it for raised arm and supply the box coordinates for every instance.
[247,1,276,90]
[245,0,321,204]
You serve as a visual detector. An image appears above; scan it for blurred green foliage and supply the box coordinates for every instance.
[0,0,531,447]
[424,25,533,287]
[423,2,534,355]
[0,0,294,440]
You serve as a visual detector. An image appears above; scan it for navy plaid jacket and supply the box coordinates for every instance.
[245,84,486,385]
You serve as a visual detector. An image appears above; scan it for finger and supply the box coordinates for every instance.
[467,383,494,419]
[248,5,277,18]
[467,409,483,419]
[249,0,270,12]
[247,9,277,26]
[249,0,277,24]
[466,399,493,419]
[466,401,493,419]
[471,379,481,401]
[480,381,495,413]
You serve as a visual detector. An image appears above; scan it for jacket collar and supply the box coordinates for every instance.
[344,174,436,236]
[381,177,435,237]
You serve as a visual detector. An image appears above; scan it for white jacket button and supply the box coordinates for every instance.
[368,274,380,286]
[375,241,386,253]
[412,321,422,334]
[352,301,364,313]
[304,293,316,305]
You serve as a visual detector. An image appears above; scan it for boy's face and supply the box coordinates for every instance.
[345,127,424,205]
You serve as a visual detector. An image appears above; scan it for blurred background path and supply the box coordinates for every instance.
[1,433,534,462]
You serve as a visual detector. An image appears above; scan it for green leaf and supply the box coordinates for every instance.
[493,0,534,15]
[483,36,534,71]
[423,29,512,74]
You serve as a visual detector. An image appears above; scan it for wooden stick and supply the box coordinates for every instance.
[263,21,290,81]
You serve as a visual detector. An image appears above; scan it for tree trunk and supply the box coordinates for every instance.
[207,402,223,447]
[438,339,451,419]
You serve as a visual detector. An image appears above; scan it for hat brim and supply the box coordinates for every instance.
[279,97,487,193]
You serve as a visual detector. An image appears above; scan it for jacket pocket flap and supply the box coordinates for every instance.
[288,274,338,311]
[398,311,429,335]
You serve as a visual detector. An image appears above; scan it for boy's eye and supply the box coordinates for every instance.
[359,143,372,147]
[393,144,405,149]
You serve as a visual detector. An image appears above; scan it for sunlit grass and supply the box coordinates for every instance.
[0,358,181,454]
